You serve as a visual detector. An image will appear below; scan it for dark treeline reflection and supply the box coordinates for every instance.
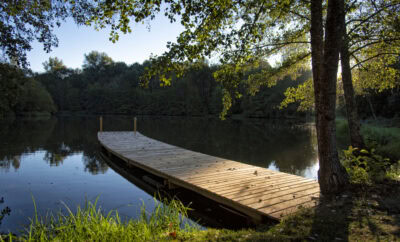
[0,116,107,174]
[136,117,318,177]
[0,116,318,178]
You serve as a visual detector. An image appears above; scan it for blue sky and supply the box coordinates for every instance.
[27,14,184,73]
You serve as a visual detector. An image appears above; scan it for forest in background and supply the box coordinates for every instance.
[0,50,399,120]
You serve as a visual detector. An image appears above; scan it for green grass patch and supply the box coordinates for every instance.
[3,188,399,242]
[336,119,400,161]
[362,124,400,161]
[2,196,199,242]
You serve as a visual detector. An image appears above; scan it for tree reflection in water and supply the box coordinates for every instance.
[0,197,11,230]
[0,116,319,178]
[0,117,107,174]
[138,117,319,178]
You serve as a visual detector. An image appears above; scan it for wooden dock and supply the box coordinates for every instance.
[98,131,320,221]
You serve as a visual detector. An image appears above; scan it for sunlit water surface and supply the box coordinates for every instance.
[0,116,319,233]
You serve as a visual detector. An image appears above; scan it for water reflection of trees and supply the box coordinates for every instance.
[0,116,318,176]
[139,117,318,176]
[0,117,108,174]
[0,197,11,229]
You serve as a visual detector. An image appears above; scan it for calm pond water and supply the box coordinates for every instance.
[0,116,319,233]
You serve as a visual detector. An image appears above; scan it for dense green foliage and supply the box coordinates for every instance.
[342,147,400,185]
[31,53,310,118]
[0,64,56,117]
[1,53,398,120]
[355,89,400,119]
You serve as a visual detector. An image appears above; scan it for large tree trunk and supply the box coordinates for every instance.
[310,0,349,195]
[340,9,365,149]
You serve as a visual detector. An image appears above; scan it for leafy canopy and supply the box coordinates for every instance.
[0,0,94,67]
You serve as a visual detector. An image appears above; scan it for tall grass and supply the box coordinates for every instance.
[2,196,198,242]
[361,125,400,160]
[335,119,400,161]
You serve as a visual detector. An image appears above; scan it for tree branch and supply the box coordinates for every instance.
[351,52,399,70]
[350,38,400,55]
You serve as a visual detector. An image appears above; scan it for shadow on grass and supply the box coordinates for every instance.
[310,193,353,241]
[307,179,400,241]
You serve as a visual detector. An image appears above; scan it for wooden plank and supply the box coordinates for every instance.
[239,186,321,208]
[220,182,318,203]
[191,171,295,188]
[157,162,249,175]
[269,200,319,219]
[98,131,320,222]
[148,157,231,168]
[259,192,320,216]
[162,163,253,176]
[193,174,295,193]
[212,176,309,195]
[179,167,277,181]
[179,168,259,182]
[224,180,318,200]
[181,170,279,186]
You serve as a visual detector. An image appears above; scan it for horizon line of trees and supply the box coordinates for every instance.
[1,51,399,121]
[1,51,313,119]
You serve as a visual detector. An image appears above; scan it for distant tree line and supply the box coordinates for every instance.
[0,51,310,118]
[1,50,399,120]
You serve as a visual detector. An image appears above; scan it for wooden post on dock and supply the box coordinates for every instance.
[134,117,137,135]
[100,116,103,132]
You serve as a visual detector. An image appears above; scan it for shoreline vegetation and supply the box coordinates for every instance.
[1,178,399,241]
[1,143,399,241]
[336,118,400,161]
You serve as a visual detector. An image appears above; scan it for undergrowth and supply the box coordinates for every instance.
[341,146,400,186]
[336,118,400,161]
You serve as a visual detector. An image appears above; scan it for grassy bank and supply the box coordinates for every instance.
[2,189,399,241]
[2,173,400,241]
[336,118,400,161]
[1,197,199,241]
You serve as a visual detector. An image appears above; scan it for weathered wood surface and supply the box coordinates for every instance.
[98,131,320,221]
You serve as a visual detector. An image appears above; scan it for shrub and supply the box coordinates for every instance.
[342,146,399,185]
